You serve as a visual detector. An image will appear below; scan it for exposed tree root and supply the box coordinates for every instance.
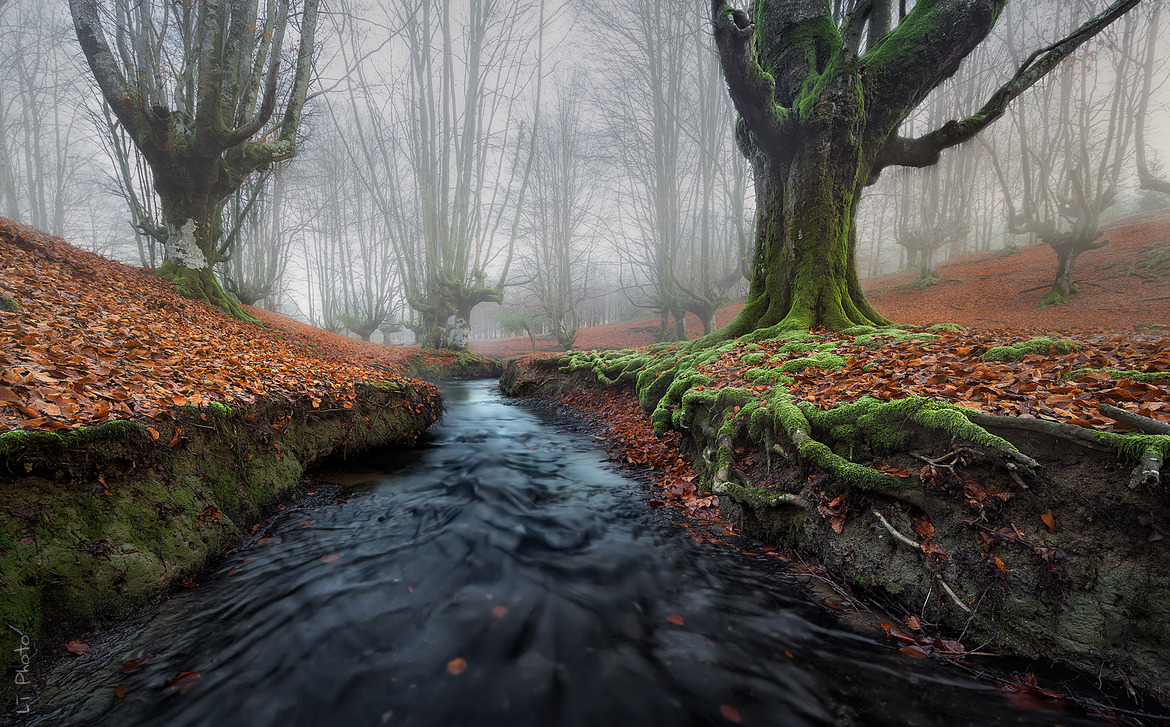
[504,323,1170,700]
[1101,404,1170,435]
[157,261,260,324]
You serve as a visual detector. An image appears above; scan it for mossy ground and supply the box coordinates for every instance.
[0,382,441,696]
[501,324,1170,703]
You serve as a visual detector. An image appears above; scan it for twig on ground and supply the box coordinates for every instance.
[938,578,973,613]
[1129,448,1163,490]
[873,509,921,549]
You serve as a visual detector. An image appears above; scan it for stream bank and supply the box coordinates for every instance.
[0,379,442,700]
[501,338,1170,713]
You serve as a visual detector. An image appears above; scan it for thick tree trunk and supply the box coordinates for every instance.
[716,146,889,340]
[1045,245,1080,304]
[154,182,257,323]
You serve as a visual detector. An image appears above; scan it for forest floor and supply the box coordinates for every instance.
[498,210,1170,718]
[0,216,498,700]
[474,208,1170,359]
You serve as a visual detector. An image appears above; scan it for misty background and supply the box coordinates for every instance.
[2,0,1168,346]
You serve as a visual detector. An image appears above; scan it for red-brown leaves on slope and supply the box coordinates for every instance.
[0,218,440,432]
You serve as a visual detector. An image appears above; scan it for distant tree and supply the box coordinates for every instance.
[709,0,1141,335]
[520,85,598,351]
[498,310,540,353]
[1135,5,1170,198]
[0,1,89,237]
[983,3,1140,304]
[337,0,550,349]
[70,0,320,321]
[220,168,292,310]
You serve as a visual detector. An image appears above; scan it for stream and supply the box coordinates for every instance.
[25,380,1098,726]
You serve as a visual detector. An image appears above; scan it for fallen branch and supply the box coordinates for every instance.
[967,411,1107,452]
[1100,404,1170,436]
[1129,448,1163,490]
[873,509,921,549]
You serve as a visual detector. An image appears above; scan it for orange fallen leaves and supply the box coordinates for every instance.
[719,704,742,723]
[0,218,443,433]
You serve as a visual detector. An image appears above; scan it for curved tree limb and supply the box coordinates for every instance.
[70,0,150,140]
[872,0,1142,178]
[1099,404,1170,436]
[710,0,790,152]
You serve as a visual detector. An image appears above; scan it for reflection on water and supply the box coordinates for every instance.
[28,381,1096,726]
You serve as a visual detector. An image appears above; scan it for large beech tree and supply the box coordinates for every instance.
[70,0,320,321]
[709,0,1142,335]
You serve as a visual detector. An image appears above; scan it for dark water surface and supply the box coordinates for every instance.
[29,381,1093,726]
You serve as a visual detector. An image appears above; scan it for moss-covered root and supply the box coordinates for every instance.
[0,293,19,313]
[157,261,259,324]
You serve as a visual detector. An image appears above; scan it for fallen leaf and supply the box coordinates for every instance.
[666,614,685,626]
[1040,509,1055,532]
[65,641,89,656]
[113,684,131,698]
[719,704,742,723]
[319,554,340,564]
[447,657,468,675]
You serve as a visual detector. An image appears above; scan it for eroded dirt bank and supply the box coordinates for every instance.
[0,217,494,701]
[501,329,1170,710]
[1,382,441,694]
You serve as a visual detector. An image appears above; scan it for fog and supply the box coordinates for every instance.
[1,0,1167,346]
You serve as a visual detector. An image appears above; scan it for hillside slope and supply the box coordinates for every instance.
[0,217,456,695]
[474,210,1170,358]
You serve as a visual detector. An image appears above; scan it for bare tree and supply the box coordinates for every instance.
[983,2,1139,304]
[0,1,90,237]
[519,83,598,350]
[1135,5,1170,198]
[335,0,550,349]
[70,0,321,321]
[592,0,695,341]
[220,167,293,310]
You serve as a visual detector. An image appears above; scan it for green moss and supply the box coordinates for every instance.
[982,337,1079,363]
[780,352,846,373]
[743,368,795,385]
[0,380,440,695]
[0,293,19,313]
[778,341,820,353]
[854,330,940,347]
[156,261,259,325]
[927,323,965,333]
[741,352,769,365]
[1092,433,1170,462]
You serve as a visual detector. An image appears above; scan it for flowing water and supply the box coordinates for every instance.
[26,381,1098,726]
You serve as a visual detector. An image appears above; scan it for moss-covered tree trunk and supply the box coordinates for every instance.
[71,0,320,323]
[1045,241,1084,304]
[709,0,1140,337]
[722,136,888,337]
[152,166,258,322]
